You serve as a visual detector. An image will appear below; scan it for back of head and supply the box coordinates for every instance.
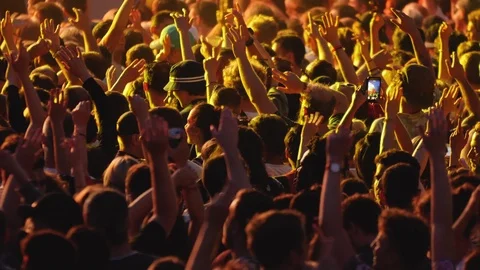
[272,35,306,66]
[247,14,278,45]
[211,87,241,109]
[381,163,420,210]
[290,186,320,238]
[231,189,274,230]
[34,2,64,26]
[375,149,421,172]
[189,103,221,142]
[84,188,129,246]
[125,163,151,202]
[342,194,380,236]
[305,59,337,82]
[22,230,76,270]
[67,225,110,270]
[144,61,171,93]
[284,124,302,166]
[65,86,91,111]
[341,178,369,197]
[149,106,184,128]
[249,114,288,159]
[301,83,336,121]
[61,0,87,18]
[379,209,429,267]
[457,41,480,58]
[237,126,269,185]
[93,20,113,40]
[196,1,218,28]
[126,44,155,66]
[83,52,110,80]
[106,91,130,124]
[103,156,140,193]
[246,209,306,269]
[460,51,480,86]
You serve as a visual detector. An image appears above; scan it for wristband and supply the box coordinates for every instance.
[331,45,343,53]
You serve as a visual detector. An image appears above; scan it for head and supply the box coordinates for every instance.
[210,87,241,114]
[453,0,480,32]
[341,178,369,197]
[202,154,227,198]
[61,0,88,18]
[103,156,140,193]
[373,150,421,204]
[125,44,155,66]
[143,61,171,107]
[67,225,109,270]
[33,2,64,26]
[158,24,196,64]
[272,35,305,69]
[93,20,113,42]
[467,9,480,41]
[148,256,185,270]
[185,103,220,146]
[189,1,218,30]
[290,186,321,239]
[223,189,274,250]
[83,188,129,247]
[295,136,327,191]
[223,58,267,101]
[305,59,337,83]
[398,64,435,111]
[21,230,76,270]
[116,111,142,156]
[460,51,480,88]
[457,41,480,58]
[83,52,110,81]
[379,163,420,210]
[125,163,151,203]
[284,0,320,19]
[151,11,174,39]
[342,194,381,249]
[249,114,289,162]
[152,0,182,14]
[246,209,307,269]
[300,83,337,124]
[372,209,429,270]
[468,123,480,175]
[247,15,279,45]
[164,60,206,107]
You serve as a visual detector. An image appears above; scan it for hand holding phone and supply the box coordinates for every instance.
[365,77,381,103]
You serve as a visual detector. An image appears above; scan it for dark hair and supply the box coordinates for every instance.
[379,209,429,267]
[83,52,110,80]
[246,210,306,269]
[338,27,355,56]
[190,103,221,143]
[34,2,64,26]
[341,178,369,197]
[381,163,420,210]
[223,58,267,99]
[61,0,87,18]
[211,87,241,109]
[65,86,91,110]
[273,193,295,210]
[272,35,305,66]
[106,92,130,125]
[126,44,155,65]
[144,61,171,93]
[202,154,227,197]
[149,256,185,270]
[31,74,55,91]
[375,149,421,173]
[152,11,174,27]
[237,127,269,189]
[152,0,182,13]
[195,1,218,27]
[67,225,109,270]
[290,185,321,238]
[93,20,113,40]
[84,189,129,246]
[305,59,337,82]
[125,163,151,202]
[249,114,288,158]
[149,106,184,128]
[461,52,480,86]
[296,136,327,191]
[124,30,144,55]
[424,23,442,43]
[342,194,380,235]
[232,189,274,230]
[22,230,77,270]
[284,124,302,166]
[393,27,425,53]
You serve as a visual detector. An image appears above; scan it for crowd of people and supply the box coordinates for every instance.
[0,0,479,269]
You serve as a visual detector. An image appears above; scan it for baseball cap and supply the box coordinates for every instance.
[150,24,196,51]
[117,111,139,136]
[18,192,83,234]
[163,60,206,93]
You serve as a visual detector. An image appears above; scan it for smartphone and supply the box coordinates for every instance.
[366,77,381,102]
[168,128,183,149]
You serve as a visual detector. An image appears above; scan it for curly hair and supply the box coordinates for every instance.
[223,58,268,99]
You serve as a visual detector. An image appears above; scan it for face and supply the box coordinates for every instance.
[468,132,480,174]
[272,43,295,68]
[185,108,201,145]
[466,21,479,41]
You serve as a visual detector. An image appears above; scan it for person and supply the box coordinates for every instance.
[272,35,306,76]
[189,1,218,38]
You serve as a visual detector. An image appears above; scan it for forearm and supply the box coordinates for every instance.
[179,30,195,61]
[82,31,100,53]
[224,147,251,190]
[456,77,480,118]
[150,153,178,235]
[370,31,381,56]
[0,176,22,230]
[380,119,396,154]
[205,71,217,103]
[410,31,433,73]
[4,84,28,133]
[333,48,359,85]
[187,221,224,270]
[337,103,360,130]
[316,38,334,64]
[394,117,414,154]
[101,0,134,50]
[182,187,205,241]
[128,188,153,237]
[438,43,449,81]
[19,73,46,127]
[51,120,70,175]
[252,40,274,67]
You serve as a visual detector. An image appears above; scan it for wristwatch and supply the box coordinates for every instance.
[327,162,342,173]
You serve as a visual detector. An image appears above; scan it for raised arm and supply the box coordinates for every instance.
[70,101,92,192]
[109,59,145,92]
[201,38,221,103]
[307,12,334,64]
[0,11,16,53]
[446,52,480,119]
[320,127,356,267]
[437,22,452,81]
[140,116,178,235]
[297,114,324,167]
[419,107,454,266]
[227,25,277,114]
[337,82,367,130]
[8,43,47,128]
[69,8,99,53]
[369,13,384,56]
[100,0,135,52]
[380,84,402,154]
[320,13,359,85]
[449,119,468,169]
[390,9,433,74]
[171,9,195,61]
[2,57,28,133]
[48,89,70,175]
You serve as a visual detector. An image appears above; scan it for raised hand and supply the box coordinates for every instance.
[171,8,192,33]
[210,108,238,151]
[371,49,393,69]
[357,38,369,59]
[72,100,92,129]
[225,25,246,57]
[302,113,323,139]
[390,9,417,35]
[307,12,321,40]
[123,59,146,82]
[225,2,248,31]
[370,12,384,32]
[156,34,171,62]
[15,127,43,172]
[449,119,468,157]
[418,106,448,156]
[55,46,92,81]
[129,9,143,31]
[1,11,16,52]
[385,83,402,120]
[69,8,91,32]
[326,127,352,162]
[202,38,220,74]
[438,22,452,43]
[272,69,304,94]
[48,88,68,124]
[8,42,31,76]
[319,13,340,47]
[27,38,50,58]
[40,19,60,54]
[439,84,459,117]
[352,83,368,109]
[200,35,221,59]
[446,52,466,80]
[128,94,149,120]
[106,65,118,90]
[140,116,169,157]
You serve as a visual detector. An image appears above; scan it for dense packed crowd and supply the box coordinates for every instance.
[0,0,479,269]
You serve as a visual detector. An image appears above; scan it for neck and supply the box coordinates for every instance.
[120,144,143,159]
[110,242,133,258]
[148,91,166,107]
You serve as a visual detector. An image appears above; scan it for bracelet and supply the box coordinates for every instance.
[331,45,343,53]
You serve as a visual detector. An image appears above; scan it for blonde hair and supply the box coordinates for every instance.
[103,156,139,193]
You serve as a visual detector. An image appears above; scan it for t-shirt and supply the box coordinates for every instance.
[265,163,292,177]
[109,252,156,270]
[131,221,167,256]
[369,111,427,139]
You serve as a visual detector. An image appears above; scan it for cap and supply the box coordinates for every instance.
[18,192,83,233]
[163,60,206,93]
[151,24,196,51]
[117,111,139,136]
